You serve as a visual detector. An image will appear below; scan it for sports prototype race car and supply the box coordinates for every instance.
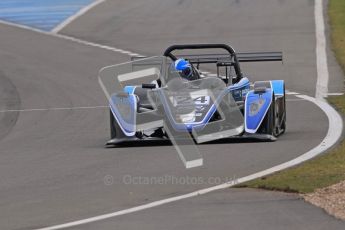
[99,44,286,146]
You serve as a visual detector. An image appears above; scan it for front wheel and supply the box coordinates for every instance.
[110,109,116,139]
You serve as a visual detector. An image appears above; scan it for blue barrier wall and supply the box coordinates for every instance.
[0,0,94,31]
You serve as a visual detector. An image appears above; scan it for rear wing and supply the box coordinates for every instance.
[237,52,282,62]
[131,52,282,63]
[172,52,283,64]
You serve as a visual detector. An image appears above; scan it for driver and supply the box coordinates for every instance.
[173,58,199,80]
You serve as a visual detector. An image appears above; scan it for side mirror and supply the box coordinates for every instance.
[142,83,156,89]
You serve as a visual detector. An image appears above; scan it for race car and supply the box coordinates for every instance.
[99,44,286,146]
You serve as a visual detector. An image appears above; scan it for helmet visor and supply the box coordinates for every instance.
[181,66,192,78]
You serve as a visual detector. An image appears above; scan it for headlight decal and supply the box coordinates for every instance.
[249,98,266,116]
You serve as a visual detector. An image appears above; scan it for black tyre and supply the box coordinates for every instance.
[110,109,116,139]
[281,86,287,134]
[109,109,129,139]
[280,99,286,134]
[277,86,286,135]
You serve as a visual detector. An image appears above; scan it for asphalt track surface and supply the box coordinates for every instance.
[0,0,344,229]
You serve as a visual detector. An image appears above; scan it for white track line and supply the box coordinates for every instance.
[0,106,107,113]
[34,94,343,230]
[285,91,300,95]
[0,19,142,57]
[52,0,106,33]
[54,33,143,57]
[0,99,307,113]
[286,98,306,102]
[327,92,344,96]
[315,0,329,99]
[0,99,306,112]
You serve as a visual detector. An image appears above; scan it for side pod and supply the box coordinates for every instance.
[271,80,285,97]
[109,92,138,136]
[244,83,273,133]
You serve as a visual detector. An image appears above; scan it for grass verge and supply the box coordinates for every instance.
[235,0,345,194]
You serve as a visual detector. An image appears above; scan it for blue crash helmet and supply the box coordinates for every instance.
[174,58,193,78]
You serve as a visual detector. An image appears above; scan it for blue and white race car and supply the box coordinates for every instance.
[99,44,286,146]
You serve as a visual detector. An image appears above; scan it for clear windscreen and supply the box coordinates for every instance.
[154,77,244,143]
